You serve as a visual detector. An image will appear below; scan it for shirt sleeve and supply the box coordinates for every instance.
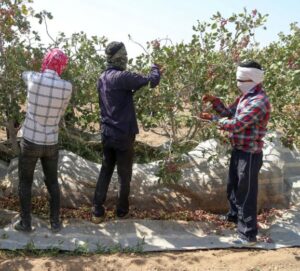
[217,96,268,133]
[118,65,161,91]
[22,71,32,87]
[60,86,73,117]
[212,97,239,118]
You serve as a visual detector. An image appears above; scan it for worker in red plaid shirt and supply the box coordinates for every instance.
[200,60,271,245]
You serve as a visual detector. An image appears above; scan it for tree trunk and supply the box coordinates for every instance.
[6,119,19,155]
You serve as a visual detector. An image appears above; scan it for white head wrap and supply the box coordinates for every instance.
[236,67,264,84]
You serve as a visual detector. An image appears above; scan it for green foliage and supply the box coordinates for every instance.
[156,156,185,184]
[95,238,145,254]
[0,0,45,153]
[58,128,167,164]
[73,241,89,255]
[0,0,37,120]
[54,32,107,132]
[1,233,8,239]
[23,239,36,253]
[132,9,269,146]
[58,129,102,163]
[0,239,145,256]
[1,2,300,185]
[131,9,300,152]
[255,23,300,147]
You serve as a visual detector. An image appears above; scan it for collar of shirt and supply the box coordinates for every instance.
[42,69,60,78]
[105,66,124,72]
[240,84,263,99]
[249,84,262,94]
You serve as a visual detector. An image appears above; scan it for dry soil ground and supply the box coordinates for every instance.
[0,248,299,271]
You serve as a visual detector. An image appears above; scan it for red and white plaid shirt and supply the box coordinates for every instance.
[212,85,271,153]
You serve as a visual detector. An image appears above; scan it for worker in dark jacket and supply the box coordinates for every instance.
[92,41,161,221]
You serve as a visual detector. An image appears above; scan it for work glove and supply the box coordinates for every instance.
[202,94,218,103]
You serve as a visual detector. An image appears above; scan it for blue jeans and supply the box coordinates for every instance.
[18,138,60,225]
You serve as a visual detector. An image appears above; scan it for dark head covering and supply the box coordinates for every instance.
[105,41,128,70]
[238,60,262,70]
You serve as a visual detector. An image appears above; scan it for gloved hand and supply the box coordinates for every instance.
[199,112,214,121]
[202,94,218,103]
[154,63,165,74]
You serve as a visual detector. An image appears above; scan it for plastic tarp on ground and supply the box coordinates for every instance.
[0,204,299,252]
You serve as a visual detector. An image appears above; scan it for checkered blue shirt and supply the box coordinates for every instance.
[20,69,72,145]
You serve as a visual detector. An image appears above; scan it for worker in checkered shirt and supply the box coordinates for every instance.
[200,60,271,244]
[15,49,72,233]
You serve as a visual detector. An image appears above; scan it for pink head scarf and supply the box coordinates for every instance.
[41,48,68,76]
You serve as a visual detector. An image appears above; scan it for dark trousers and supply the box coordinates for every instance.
[227,149,263,239]
[18,138,60,225]
[93,134,134,214]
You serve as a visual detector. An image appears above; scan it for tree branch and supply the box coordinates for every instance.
[128,34,150,56]
[42,14,57,45]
